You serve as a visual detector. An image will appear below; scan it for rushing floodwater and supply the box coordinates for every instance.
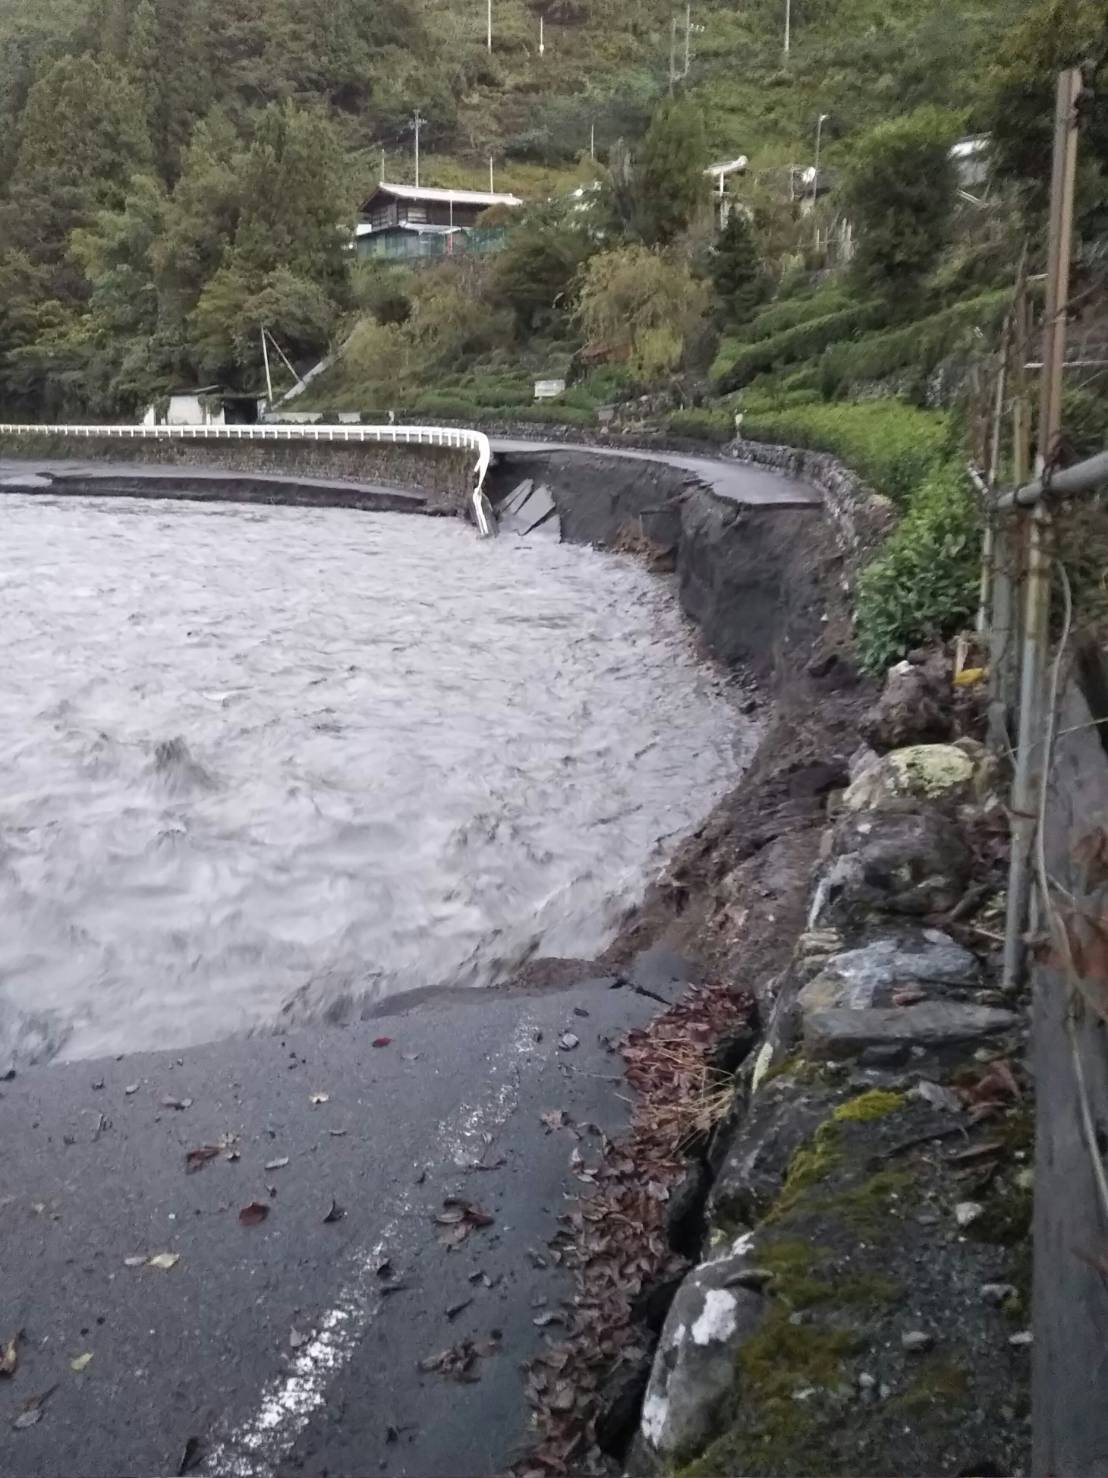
[0,495,747,1065]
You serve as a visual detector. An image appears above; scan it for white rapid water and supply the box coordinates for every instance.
[0,494,749,1064]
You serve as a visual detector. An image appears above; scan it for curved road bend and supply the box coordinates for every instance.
[490,438,819,507]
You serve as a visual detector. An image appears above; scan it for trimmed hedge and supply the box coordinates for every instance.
[855,463,981,672]
[817,289,1010,397]
[714,301,887,391]
[740,398,951,507]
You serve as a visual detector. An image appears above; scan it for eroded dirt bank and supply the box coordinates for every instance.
[489,452,1031,1477]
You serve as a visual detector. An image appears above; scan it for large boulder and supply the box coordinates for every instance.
[843,742,995,813]
[639,1235,767,1465]
[860,658,952,752]
[796,928,979,1013]
[803,1001,1020,1060]
[813,811,972,928]
[709,1075,840,1228]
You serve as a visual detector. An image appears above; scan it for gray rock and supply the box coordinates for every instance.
[861,659,952,752]
[804,1002,1019,1060]
[639,1235,766,1464]
[901,1329,935,1352]
[980,1283,1017,1305]
[708,1079,839,1228]
[797,929,979,1013]
[842,741,996,814]
[813,811,972,928]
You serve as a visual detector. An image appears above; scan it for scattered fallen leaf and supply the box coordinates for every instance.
[91,1079,104,1091]
[309,1092,330,1105]
[176,1435,203,1476]
[123,1255,147,1268]
[289,1328,310,1350]
[372,1037,392,1048]
[124,1083,139,1096]
[69,1353,93,1373]
[417,1334,500,1383]
[329,1128,347,1138]
[147,1252,180,1271]
[12,1386,56,1431]
[375,1258,392,1278]
[572,1007,590,1019]
[264,1157,290,1172]
[161,1096,193,1111]
[434,1198,494,1248]
[239,1202,270,1227]
[532,1311,565,1328]
[557,1033,579,1052]
[0,1331,21,1378]
[185,1145,221,1173]
[323,1198,345,1224]
[445,1298,472,1321]
[540,1109,570,1133]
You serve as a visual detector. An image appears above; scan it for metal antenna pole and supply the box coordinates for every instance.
[1002,67,1081,993]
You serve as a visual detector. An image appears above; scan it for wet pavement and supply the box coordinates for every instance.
[0,968,678,1478]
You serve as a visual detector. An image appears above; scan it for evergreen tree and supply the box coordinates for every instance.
[634,99,707,247]
[708,210,765,326]
[843,108,958,294]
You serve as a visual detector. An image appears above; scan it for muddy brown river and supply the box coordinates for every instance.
[0,494,749,1065]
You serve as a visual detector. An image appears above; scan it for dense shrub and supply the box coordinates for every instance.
[665,408,734,442]
[855,464,981,672]
[743,287,853,343]
[739,398,950,506]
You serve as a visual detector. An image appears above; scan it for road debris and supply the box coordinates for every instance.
[176,1436,203,1475]
[239,1202,270,1227]
[309,1092,330,1105]
[372,1037,392,1048]
[161,1096,193,1111]
[0,1330,21,1378]
[69,1352,93,1373]
[264,1157,290,1172]
[185,1145,221,1173]
[417,1334,501,1382]
[445,1298,473,1321]
[558,1033,580,1052]
[146,1252,180,1271]
[323,1198,345,1224]
[11,1385,57,1431]
[434,1198,495,1248]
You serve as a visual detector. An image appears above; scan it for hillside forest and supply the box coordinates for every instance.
[1,0,1107,666]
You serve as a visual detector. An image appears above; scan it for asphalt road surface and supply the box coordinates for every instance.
[0,960,688,1478]
[489,438,819,507]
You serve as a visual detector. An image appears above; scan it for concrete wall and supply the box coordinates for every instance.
[0,433,473,510]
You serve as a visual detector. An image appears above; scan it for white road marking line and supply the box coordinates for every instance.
[202,1017,537,1477]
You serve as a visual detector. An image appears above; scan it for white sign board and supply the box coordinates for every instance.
[533,378,566,401]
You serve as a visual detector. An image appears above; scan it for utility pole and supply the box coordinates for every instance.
[683,1,691,76]
[487,0,492,51]
[380,148,386,183]
[260,325,273,404]
[539,13,544,55]
[590,121,596,161]
[1002,66,1082,993]
[669,14,677,94]
[784,0,791,54]
[413,110,424,189]
[489,156,495,193]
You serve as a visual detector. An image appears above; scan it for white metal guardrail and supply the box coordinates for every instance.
[0,421,495,533]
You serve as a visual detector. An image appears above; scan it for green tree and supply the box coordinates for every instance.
[576,245,709,381]
[981,0,1108,233]
[708,210,766,325]
[494,207,595,334]
[634,98,707,246]
[843,107,958,293]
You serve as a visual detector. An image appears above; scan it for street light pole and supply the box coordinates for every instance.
[784,0,791,54]
[413,110,424,189]
[539,13,544,55]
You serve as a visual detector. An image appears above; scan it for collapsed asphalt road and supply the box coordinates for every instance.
[0,962,690,1478]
